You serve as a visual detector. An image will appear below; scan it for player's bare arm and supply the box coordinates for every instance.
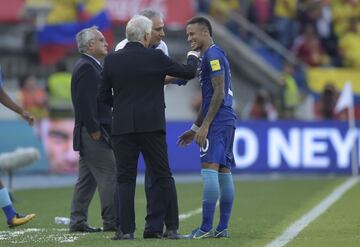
[195,75,224,147]
[0,88,35,126]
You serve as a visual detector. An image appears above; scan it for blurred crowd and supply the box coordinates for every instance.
[199,0,360,68]
[197,0,360,120]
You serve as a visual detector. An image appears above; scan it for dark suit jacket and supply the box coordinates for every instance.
[71,54,112,151]
[99,42,198,135]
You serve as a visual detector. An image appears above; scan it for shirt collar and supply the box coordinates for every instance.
[83,53,101,66]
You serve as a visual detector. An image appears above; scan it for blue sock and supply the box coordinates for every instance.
[200,169,219,232]
[216,172,234,231]
[0,188,16,222]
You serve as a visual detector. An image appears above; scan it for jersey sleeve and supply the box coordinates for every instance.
[206,48,225,78]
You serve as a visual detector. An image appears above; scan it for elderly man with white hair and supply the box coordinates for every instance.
[99,15,199,240]
[69,26,116,233]
[114,9,185,239]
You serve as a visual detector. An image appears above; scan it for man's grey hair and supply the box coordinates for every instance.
[76,26,98,53]
[126,15,152,42]
[138,9,163,20]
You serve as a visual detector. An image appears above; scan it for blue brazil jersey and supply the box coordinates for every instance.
[199,44,236,126]
[198,45,236,167]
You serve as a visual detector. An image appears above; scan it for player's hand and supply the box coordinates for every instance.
[91,130,101,141]
[177,130,196,147]
[195,125,209,148]
[187,50,200,59]
[21,111,35,126]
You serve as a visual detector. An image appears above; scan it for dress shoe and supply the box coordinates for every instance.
[8,213,35,228]
[69,224,102,233]
[111,230,134,240]
[163,229,183,239]
[143,230,163,239]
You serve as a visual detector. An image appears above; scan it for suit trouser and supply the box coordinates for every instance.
[114,166,179,231]
[112,131,179,234]
[144,161,179,231]
[70,127,116,228]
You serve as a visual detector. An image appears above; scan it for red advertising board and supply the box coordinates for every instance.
[0,0,25,23]
[106,0,196,29]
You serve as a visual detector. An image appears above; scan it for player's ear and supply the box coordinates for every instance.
[204,28,210,36]
[200,27,208,37]
[87,38,97,52]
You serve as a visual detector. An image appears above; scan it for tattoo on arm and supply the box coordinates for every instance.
[202,75,225,127]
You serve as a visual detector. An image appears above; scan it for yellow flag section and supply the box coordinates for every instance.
[307,68,360,95]
[25,0,106,24]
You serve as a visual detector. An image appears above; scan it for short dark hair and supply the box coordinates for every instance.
[187,16,212,37]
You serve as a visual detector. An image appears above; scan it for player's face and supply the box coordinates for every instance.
[89,30,108,59]
[150,16,165,46]
[186,23,206,51]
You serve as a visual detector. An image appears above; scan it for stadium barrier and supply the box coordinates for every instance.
[1,120,359,174]
[139,121,360,174]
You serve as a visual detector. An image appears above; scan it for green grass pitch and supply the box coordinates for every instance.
[1,176,359,247]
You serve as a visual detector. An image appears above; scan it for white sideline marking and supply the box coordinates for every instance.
[265,177,359,247]
[179,207,202,221]
[179,201,219,221]
[0,228,84,243]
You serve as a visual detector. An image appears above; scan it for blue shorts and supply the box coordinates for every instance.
[200,125,235,168]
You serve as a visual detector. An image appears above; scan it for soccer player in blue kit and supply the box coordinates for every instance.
[178,16,237,239]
